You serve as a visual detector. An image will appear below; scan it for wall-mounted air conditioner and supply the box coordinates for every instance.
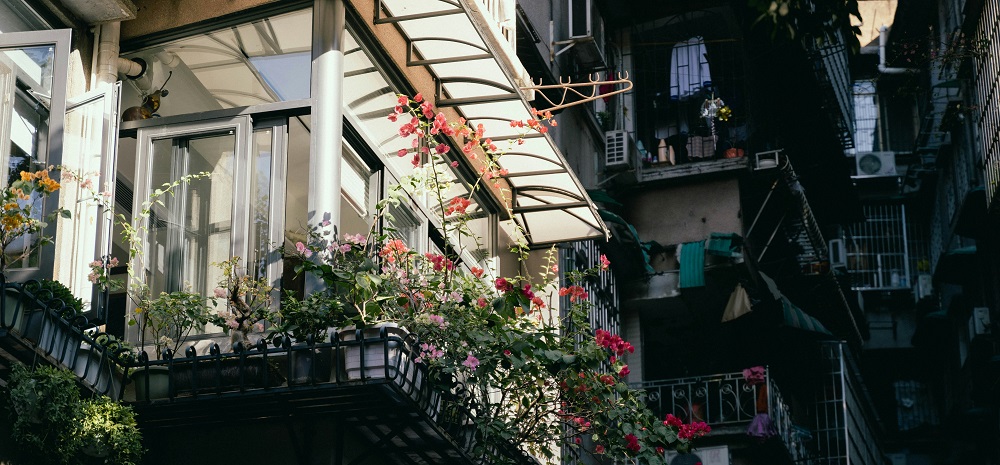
[666,445,730,465]
[605,130,633,169]
[854,152,897,177]
[562,0,605,69]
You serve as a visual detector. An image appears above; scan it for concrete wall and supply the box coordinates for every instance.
[121,0,281,40]
[626,177,743,247]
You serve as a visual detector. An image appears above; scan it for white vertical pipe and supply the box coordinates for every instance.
[96,22,122,86]
[307,0,346,292]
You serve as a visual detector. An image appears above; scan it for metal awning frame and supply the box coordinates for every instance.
[368,0,609,246]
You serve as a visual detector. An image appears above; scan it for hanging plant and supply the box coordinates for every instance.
[77,397,144,465]
[5,363,144,465]
[6,364,82,464]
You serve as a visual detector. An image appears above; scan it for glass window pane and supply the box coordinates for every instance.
[59,85,119,304]
[146,132,235,299]
[250,128,272,278]
[1,44,55,269]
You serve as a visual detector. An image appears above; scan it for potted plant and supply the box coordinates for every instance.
[77,396,144,464]
[20,279,85,364]
[128,289,219,400]
[273,291,343,384]
[74,333,132,400]
[214,256,274,350]
[0,166,69,272]
[5,363,82,464]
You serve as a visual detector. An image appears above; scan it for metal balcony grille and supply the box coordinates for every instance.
[635,369,815,464]
[845,204,915,290]
[816,343,888,465]
[563,241,620,336]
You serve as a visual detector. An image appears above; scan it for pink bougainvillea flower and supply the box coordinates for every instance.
[462,352,479,370]
[600,254,611,270]
[295,241,313,258]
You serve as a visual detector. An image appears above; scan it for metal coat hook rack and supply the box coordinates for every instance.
[519,72,632,112]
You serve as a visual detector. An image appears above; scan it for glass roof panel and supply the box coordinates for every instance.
[122,9,312,118]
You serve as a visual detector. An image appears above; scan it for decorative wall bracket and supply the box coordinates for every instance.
[519,72,632,112]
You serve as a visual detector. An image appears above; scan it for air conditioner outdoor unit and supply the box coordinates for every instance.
[605,130,632,169]
[854,152,897,177]
[565,0,606,69]
[666,445,730,465]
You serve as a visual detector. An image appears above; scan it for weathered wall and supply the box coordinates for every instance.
[626,177,742,247]
[121,0,281,40]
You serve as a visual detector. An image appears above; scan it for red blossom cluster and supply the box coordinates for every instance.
[678,421,712,440]
[495,277,513,292]
[423,252,454,272]
[624,433,641,452]
[595,329,635,356]
[559,285,588,302]
[379,239,409,263]
[445,196,471,216]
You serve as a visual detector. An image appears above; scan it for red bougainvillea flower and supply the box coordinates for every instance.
[495,278,513,292]
[470,267,485,278]
[379,239,409,263]
[558,285,588,302]
[664,414,683,427]
[595,445,605,454]
[625,433,641,452]
[445,196,472,216]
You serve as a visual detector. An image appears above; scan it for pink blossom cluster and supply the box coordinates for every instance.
[415,342,444,364]
[379,239,409,263]
[445,196,471,216]
[87,257,119,284]
[462,352,480,370]
[495,277,513,292]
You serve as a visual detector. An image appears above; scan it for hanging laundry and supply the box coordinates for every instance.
[670,36,712,100]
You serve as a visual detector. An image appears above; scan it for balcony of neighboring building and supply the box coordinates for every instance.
[626,7,751,185]
[634,369,812,464]
[634,343,888,465]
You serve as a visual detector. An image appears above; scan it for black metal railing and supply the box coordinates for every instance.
[0,276,128,399]
[119,325,533,465]
[0,278,534,465]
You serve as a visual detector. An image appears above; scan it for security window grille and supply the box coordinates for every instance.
[817,343,889,465]
[845,204,915,290]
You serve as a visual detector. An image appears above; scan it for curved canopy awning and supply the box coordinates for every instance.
[371,0,609,246]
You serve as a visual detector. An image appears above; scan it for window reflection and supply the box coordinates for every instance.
[1,45,55,269]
